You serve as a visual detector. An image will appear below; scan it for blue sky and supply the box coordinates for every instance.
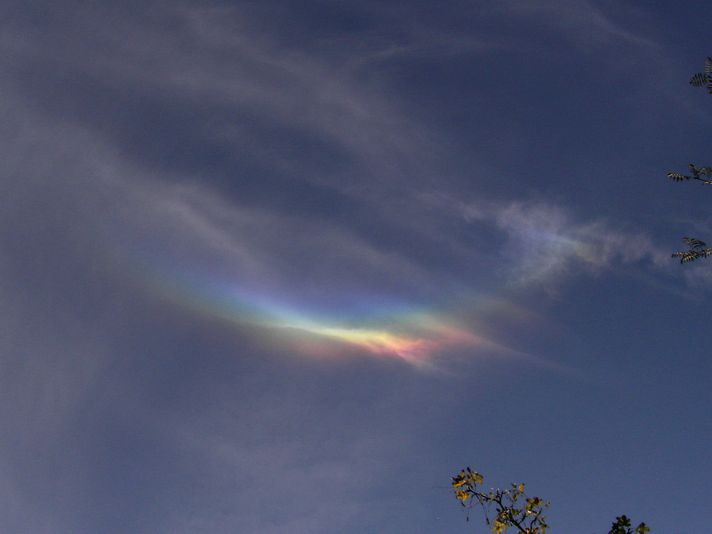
[2,1,712,532]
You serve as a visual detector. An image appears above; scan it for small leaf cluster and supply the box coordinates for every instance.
[671,236,712,263]
[452,467,549,534]
[608,515,650,534]
[667,163,712,185]
[689,56,712,93]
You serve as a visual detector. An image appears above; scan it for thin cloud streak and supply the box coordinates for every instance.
[496,0,659,50]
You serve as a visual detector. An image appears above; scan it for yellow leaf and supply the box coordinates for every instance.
[493,519,508,534]
[455,490,471,503]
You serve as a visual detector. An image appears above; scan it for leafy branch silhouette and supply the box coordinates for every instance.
[451,467,650,533]
[669,57,712,263]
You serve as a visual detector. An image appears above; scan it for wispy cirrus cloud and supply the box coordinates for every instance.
[449,197,669,287]
[0,1,703,533]
[494,0,659,49]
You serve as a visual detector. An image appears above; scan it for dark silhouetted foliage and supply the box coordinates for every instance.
[608,515,651,534]
[669,57,712,263]
[671,236,712,263]
[452,467,649,534]
[687,56,712,93]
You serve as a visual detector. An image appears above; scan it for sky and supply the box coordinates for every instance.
[1,1,712,532]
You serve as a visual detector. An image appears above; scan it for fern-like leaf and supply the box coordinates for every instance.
[672,251,699,263]
[672,243,712,263]
[667,172,689,181]
[690,72,708,86]
[682,237,706,249]
[706,57,712,74]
